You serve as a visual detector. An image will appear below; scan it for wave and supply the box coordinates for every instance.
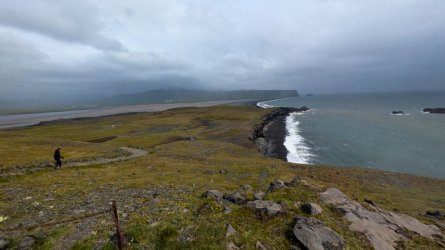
[256,101,275,108]
[283,112,313,164]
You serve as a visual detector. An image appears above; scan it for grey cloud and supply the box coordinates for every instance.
[0,0,122,51]
[0,0,445,101]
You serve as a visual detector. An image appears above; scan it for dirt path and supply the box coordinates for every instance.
[1,147,148,176]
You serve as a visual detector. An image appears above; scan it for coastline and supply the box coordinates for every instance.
[250,106,309,162]
[0,100,248,129]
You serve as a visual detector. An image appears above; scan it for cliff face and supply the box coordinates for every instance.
[249,107,309,159]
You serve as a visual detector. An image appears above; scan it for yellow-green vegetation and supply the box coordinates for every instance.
[0,105,443,249]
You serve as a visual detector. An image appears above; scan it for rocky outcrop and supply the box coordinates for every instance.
[250,107,309,158]
[391,111,404,115]
[423,108,445,114]
[293,216,345,250]
[320,188,443,250]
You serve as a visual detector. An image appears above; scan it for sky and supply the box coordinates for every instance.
[0,0,444,102]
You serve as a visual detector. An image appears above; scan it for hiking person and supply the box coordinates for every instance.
[54,148,64,169]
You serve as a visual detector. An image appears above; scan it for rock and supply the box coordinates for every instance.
[109,233,135,245]
[226,241,240,250]
[247,200,285,219]
[320,188,443,250]
[293,216,345,250]
[0,238,10,250]
[423,108,445,114]
[202,190,224,202]
[435,221,445,230]
[225,223,237,238]
[426,210,444,220]
[72,209,85,216]
[286,176,302,187]
[219,170,228,174]
[256,241,269,250]
[364,198,376,206]
[253,192,265,200]
[18,235,37,250]
[224,192,246,205]
[392,111,404,115]
[268,180,287,192]
[196,203,211,215]
[223,204,233,214]
[240,184,253,192]
[301,203,323,215]
[177,226,195,243]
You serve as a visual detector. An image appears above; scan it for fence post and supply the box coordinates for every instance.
[111,200,127,249]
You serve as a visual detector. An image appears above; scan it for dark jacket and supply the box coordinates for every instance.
[54,149,63,161]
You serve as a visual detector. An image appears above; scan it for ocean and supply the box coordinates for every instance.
[258,92,445,178]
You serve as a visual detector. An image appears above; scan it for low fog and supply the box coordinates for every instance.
[1,0,444,103]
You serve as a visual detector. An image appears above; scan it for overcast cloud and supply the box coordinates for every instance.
[0,0,444,101]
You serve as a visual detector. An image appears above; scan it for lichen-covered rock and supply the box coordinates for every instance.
[293,217,345,250]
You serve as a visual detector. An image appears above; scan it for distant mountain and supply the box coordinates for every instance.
[99,89,299,106]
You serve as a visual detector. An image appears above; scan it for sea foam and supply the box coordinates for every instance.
[284,112,313,164]
[256,101,275,108]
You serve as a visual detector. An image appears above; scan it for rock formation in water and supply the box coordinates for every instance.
[423,108,445,114]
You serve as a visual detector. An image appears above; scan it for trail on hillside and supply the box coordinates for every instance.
[1,147,148,176]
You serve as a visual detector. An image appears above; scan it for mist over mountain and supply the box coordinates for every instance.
[99,89,299,106]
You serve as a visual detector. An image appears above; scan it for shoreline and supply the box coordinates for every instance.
[0,100,248,130]
[250,107,309,161]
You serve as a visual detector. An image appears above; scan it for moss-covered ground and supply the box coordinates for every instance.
[0,105,443,249]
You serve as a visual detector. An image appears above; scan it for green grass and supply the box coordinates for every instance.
[0,105,443,249]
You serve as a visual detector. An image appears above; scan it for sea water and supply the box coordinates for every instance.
[259,92,445,178]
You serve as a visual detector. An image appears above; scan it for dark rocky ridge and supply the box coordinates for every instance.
[249,107,309,160]
[423,108,445,114]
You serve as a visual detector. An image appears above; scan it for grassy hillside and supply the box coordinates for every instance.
[0,105,443,249]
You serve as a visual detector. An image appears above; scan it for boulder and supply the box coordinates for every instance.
[247,200,285,219]
[202,190,224,202]
[426,210,444,220]
[240,184,253,192]
[268,180,287,192]
[253,192,265,200]
[256,241,269,250]
[226,241,240,250]
[293,216,345,250]
[225,223,237,238]
[0,238,10,250]
[301,203,323,215]
[224,192,246,205]
[320,188,443,250]
[286,176,302,187]
[18,235,37,250]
